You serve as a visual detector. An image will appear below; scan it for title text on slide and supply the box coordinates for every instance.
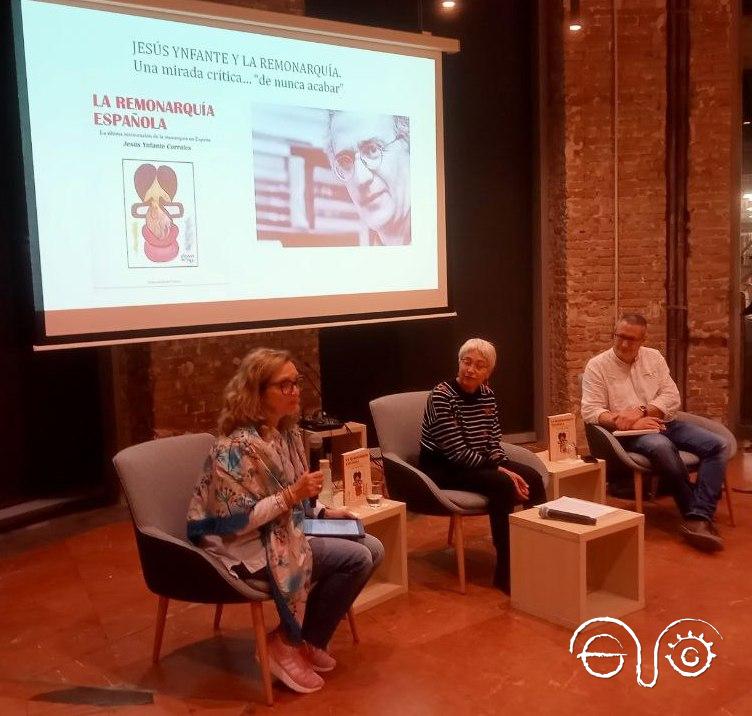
[129,40,344,95]
[92,94,215,130]
[132,41,341,79]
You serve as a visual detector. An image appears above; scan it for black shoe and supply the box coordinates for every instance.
[680,518,724,552]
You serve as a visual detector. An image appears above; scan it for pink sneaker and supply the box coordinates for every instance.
[303,642,337,672]
[267,636,324,694]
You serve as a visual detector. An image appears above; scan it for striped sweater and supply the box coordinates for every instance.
[420,380,507,468]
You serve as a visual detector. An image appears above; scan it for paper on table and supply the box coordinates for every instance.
[541,496,617,519]
[612,428,661,436]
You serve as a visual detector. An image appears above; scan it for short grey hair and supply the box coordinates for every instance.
[325,111,410,158]
[618,313,647,329]
[458,338,497,372]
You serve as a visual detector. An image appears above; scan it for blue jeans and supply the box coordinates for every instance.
[621,420,728,521]
[302,534,384,649]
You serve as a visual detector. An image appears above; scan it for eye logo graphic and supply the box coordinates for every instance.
[569,617,722,687]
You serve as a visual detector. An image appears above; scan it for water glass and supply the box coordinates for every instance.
[366,480,383,508]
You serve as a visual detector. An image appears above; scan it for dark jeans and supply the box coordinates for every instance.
[302,534,384,649]
[620,419,727,521]
[419,453,547,587]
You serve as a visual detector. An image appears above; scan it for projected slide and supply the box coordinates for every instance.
[16,0,446,338]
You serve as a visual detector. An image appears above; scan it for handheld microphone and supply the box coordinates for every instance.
[308,433,323,509]
[539,505,596,525]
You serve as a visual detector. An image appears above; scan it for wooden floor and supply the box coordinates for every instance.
[1,454,752,714]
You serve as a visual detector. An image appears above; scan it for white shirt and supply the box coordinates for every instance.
[581,346,681,424]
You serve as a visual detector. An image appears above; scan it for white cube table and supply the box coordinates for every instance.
[336,498,408,614]
[510,506,644,628]
[536,450,606,503]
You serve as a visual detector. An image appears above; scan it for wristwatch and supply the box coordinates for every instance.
[639,405,648,418]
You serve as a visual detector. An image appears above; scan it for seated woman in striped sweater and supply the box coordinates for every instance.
[419,338,546,593]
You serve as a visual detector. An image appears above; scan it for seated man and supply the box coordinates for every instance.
[581,313,728,551]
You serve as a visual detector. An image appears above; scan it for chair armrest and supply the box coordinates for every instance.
[675,411,737,461]
[134,525,269,603]
[584,423,647,472]
[382,452,472,516]
[501,443,549,490]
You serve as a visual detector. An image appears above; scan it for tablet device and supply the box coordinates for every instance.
[303,518,365,539]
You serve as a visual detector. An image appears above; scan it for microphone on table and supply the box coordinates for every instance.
[308,433,323,510]
[539,505,596,526]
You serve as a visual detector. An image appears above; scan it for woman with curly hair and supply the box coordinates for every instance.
[187,348,383,694]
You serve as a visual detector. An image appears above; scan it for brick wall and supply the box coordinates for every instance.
[111,0,313,449]
[543,0,569,414]
[686,0,735,419]
[545,0,736,432]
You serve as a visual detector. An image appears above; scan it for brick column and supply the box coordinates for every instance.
[544,0,736,431]
[686,0,736,420]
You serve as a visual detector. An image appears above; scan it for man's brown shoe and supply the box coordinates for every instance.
[681,518,723,552]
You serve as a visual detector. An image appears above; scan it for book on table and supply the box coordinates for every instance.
[538,496,617,525]
[547,412,578,461]
[342,447,371,506]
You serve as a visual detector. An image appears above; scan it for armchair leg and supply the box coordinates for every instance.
[213,604,223,630]
[250,602,274,707]
[633,471,644,514]
[724,477,736,527]
[447,515,455,546]
[347,608,360,644]
[454,515,467,594]
[153,596,169,664]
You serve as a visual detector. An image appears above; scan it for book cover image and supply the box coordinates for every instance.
[548,413,577,462]
[342,447,371,506]
[123,159,198,268]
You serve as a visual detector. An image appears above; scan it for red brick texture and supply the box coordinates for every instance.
[543,0,569,415]
[686,0,735,420]
[545,0,735,430]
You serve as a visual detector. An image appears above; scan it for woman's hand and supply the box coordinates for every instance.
[291,470,323,501]
[323,507,358,519]
[498,466,529,501]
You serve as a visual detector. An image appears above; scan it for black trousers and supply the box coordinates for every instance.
[419,453,546,588]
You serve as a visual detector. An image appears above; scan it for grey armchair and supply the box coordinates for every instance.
[369,390,548,593]
[113,433,357,705]
[113,433,276,705]
[585,411,736,525]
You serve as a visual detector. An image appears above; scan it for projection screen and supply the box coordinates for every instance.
[12,0,458,347]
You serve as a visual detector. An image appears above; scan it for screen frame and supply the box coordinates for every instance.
[12,0,459,349]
